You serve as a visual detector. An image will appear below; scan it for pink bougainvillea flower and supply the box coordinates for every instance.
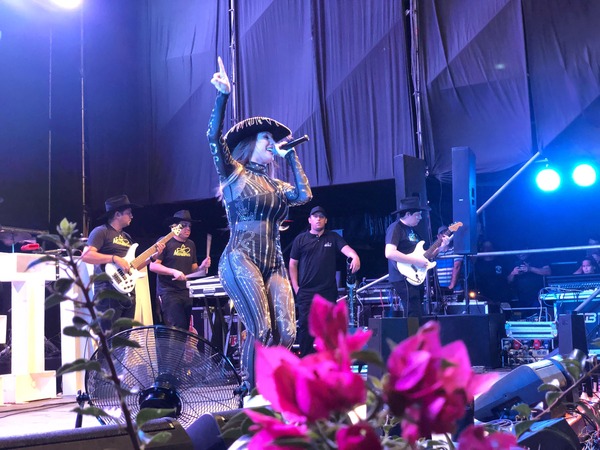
[309,295,348,351]
[383,321,498,443]
[336,422,382,450]
[255,343,366,422]
[457,425,521,450]
[307,295,372,365]
[254,345,304,418]
[295,359,366,420]
[244,409,309,450]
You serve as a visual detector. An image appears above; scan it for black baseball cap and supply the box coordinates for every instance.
[310,206,327,217]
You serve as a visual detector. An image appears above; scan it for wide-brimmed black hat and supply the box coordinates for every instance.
[391,196,431,215]
[163,210,200,227]
[99,194,140,219]
[224,117,291,150]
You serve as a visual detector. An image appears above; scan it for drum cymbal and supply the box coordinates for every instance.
[0,230,33,246]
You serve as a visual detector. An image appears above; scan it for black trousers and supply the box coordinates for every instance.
[296,288,337,357]
[391,279,424,318]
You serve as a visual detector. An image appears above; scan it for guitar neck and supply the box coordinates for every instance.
[423,233,449,260]
[130,231,176,270]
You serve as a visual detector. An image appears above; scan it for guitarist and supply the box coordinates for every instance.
[82,194,165,331]
[384,197,450,318]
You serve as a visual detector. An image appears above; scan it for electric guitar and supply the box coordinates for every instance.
[105,225,182,294]
[396,222,463,286]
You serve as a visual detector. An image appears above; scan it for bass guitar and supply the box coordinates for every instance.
[105,225,182,294]
[396,222,462,286]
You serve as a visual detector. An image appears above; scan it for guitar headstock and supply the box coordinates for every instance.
[448,222,463,233]
[171,224,183,236]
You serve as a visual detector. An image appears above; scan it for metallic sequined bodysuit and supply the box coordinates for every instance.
[207,92,312,386]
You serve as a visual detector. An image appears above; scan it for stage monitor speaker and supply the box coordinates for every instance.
[557,313,588,355]
[451,147,477,254]
[421,314,505,368]
[474,358,567,422]
[0,418,191,450]
[367,317,419,378]
[518,418,580,450]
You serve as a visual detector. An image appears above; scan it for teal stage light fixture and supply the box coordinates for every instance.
[535,167,561,192]
[572,163,597,187]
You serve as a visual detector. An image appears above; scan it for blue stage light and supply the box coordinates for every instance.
[535,168,561,192]
[572,163,597,187]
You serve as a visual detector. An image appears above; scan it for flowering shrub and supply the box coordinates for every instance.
[227,295,520,449]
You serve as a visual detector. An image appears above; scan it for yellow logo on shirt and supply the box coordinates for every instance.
[174,244,191,257]
[113,235,131,247]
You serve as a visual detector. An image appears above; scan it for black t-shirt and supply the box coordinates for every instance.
[510,255,548,306]
[290,230,348,294]
[87,224,133,257]
[385,220,420,282]
[156,237,198,295]
[87,224,134,279]
[474,257,510,303]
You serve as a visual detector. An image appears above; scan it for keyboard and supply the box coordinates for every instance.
[187,276,227,298]
[539,288,600,302]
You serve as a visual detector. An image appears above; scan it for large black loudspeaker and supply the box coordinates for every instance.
[557,313,588,355]
[367,317,419,378]
[0,418,191,450]
[421,314,505,368]
[393,154,428,239]
[451,147,477,254]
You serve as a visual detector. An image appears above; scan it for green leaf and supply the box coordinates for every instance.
[538,383,560,392]
[57,359,101,376]
[545,391,562,408]
[58,218,77,237]
[110,335,141,349]
[54,278,74,294]
[112,317,143,332]
[136,408,176,428]
[351,349,383,366]
[511,403,532,418]
[27,255,57,270]
[142,430,172,445]
[514,420,535,437]
[63,326,93,338]
[72,406,112,418]
[45,293,66,309]
[72,316,89,328]
[36,234,63,247]
[95,289,130,302]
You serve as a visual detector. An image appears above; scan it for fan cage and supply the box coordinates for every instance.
[85,325,241,429]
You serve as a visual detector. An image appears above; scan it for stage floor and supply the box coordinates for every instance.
[0,395,99,439]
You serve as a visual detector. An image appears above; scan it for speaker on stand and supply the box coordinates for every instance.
[451,147,477,313]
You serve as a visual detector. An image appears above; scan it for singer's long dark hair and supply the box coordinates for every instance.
[217,134,277,200]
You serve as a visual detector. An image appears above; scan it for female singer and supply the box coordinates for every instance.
[207,57,312,390]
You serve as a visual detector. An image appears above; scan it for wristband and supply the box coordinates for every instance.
[111,255,115,264]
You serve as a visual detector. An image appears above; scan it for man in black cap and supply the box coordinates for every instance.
[385,197,448,318]
[289,206,360,356]
[149,210,211,330]
[82,194,165,330]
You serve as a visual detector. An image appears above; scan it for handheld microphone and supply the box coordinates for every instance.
[280,135,309,150]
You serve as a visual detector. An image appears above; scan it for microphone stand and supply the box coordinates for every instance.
[346,258,357,329]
